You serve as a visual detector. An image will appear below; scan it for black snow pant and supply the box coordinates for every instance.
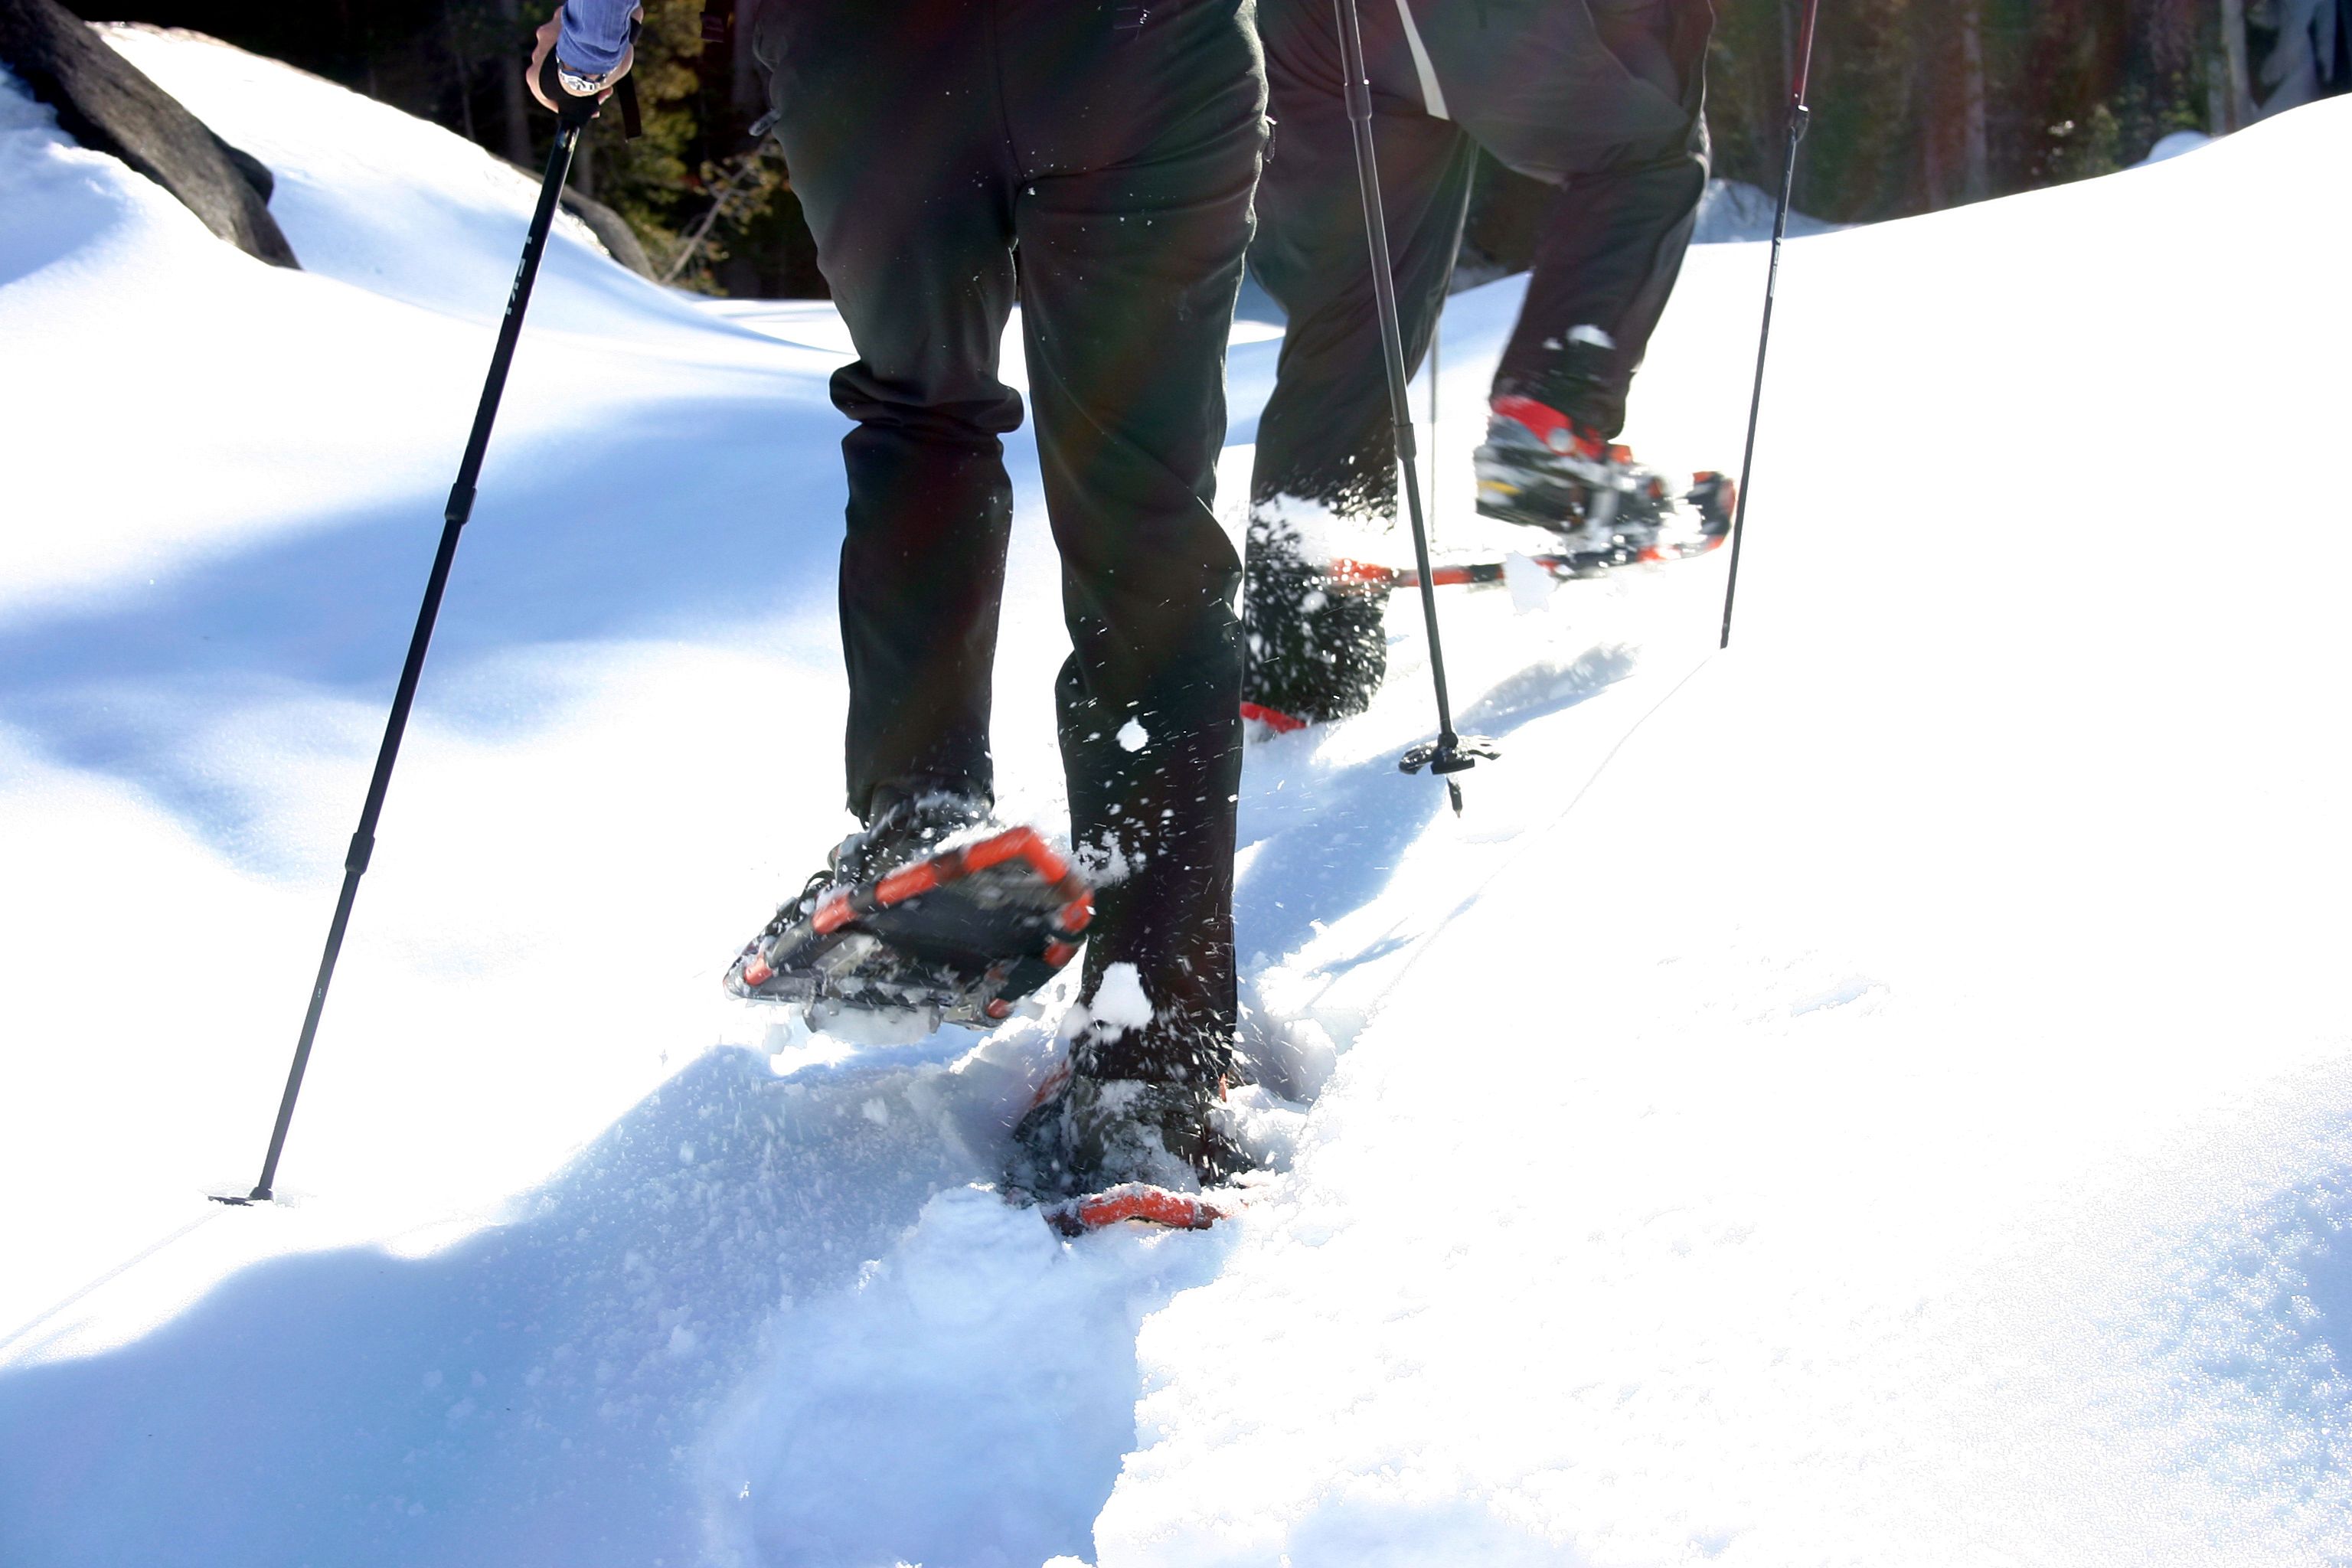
[1241,0,1710,718]
[754,0,1267,1085]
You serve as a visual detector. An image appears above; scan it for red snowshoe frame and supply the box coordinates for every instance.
[1041,1182,1233,1236]
[730,826,1094,1025]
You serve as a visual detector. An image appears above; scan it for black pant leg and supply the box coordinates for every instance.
[1492,1,1712,436]
[756,0,1024,817]
[1247,36,1474,519]
[1491,125,1707,436]
[1000,0,1266,1083]
[1242,11,1471,720]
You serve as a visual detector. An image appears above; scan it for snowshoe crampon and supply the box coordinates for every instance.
[1039,1182,1234,1236]
[724,825,1093,1030]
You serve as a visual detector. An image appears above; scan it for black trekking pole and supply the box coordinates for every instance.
[1333,0,1495,815]
[215,89,623,1205]
[1718,0,1822,649]
[1427,315,1441,550]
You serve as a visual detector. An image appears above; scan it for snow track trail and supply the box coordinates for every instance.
[6,27,2352,1568]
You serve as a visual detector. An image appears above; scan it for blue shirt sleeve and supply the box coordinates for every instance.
[556,0,635,76]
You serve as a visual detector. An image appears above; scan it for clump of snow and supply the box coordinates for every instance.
[1250,488,1393,563]
[1499,550,1553,613]
[1116,716,1149,752]
[1089,962,1156,1034]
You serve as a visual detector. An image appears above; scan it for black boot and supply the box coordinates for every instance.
[830,785,992,886]
[1011,1061,1248,1197]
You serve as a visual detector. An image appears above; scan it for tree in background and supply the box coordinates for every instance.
[2251,0,2352,113]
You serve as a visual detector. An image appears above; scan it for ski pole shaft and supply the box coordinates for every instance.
[224,122,583,1206]
[1427,315,1440,550]
[1718,0,1821,650]
[1334,0,1459,750]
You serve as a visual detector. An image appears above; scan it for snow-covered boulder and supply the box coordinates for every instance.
[558,185,657,279]
[0,0,294,266]
[1691,175,1843,242]
[2137,128,2213,165]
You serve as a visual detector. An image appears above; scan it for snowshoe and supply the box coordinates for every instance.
[724,801,1093,1032]
[1007,1066,1249,1233]
[1473,395,1731,567]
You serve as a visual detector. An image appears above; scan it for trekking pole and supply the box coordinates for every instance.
[1718,0,1821,648]
[216,93,619,1205]
[1427,315,1441,549]
[1333,0,1495,814]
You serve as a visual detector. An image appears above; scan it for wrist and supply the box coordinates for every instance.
[556,59,611,97]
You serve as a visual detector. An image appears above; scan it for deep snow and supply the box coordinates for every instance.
[4,27,2350,1568]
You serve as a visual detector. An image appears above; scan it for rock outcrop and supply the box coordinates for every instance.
[0,0,296,266]
[560,186,658,280]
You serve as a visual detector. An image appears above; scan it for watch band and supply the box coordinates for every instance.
[557,61,609,97]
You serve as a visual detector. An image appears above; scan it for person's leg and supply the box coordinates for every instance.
[1249,4,1472,518]
[1243,0,1474,720]
[997,0,1265,1121]
[755,0,1023,818]
[1491,0,1711,438]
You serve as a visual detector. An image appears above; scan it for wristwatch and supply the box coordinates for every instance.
[556,60,611,97]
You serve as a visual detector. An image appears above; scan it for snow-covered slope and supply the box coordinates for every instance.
[4,29,2350,1568]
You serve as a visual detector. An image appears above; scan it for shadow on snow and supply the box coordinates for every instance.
[0,389,841,861]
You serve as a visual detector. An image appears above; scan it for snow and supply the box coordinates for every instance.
[4,26,2351,1568]
[2140,128,2216,165]
[1690,177,1841,243]
[1087,962,1157,1034]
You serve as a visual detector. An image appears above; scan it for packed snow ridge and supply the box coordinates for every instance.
[4,29,2350,1568]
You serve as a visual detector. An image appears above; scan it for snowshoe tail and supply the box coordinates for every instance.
[1240,700,1311,735]
[1619,473,1736,564]
[1687,470,1736,537]
[1040,1182,1232,1236]
[725,825,1092,1027]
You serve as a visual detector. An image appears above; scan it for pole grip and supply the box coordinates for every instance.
[1791,0,1823,103]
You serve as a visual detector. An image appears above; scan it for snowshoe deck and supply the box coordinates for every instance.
[724,825,1092,1028]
